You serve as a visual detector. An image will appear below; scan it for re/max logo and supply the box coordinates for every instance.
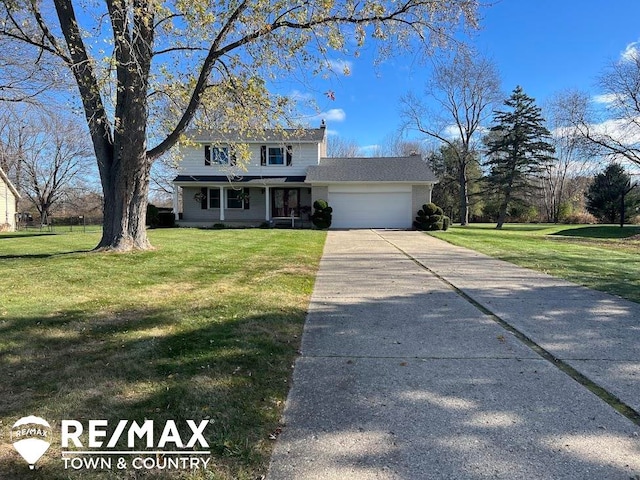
[60,420,209,449]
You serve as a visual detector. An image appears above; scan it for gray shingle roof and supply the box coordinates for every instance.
[305,156,438,183]
[187,127,326,143]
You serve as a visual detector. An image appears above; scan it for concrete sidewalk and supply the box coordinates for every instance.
[267,230,640,480]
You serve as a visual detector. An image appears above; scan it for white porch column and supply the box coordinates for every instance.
[264,186,270,221]
[219,186,225,221]
[172,186,180,220]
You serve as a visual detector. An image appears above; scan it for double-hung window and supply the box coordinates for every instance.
[261,145,293,166]
[268,147,284,165]
[212,147,229,164]
[226,189,244,209]
[205,188,248,209]
[204,145,232,165]
[208,189,220,208]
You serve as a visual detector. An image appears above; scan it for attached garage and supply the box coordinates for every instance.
[306,156,437,229]
[328,184,413,229]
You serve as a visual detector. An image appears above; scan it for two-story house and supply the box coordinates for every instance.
[173,122,438,229]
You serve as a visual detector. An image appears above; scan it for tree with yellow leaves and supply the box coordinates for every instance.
[1,0,479,250]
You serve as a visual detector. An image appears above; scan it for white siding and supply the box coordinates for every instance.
[178,142,320,177]
[311,185,329,206]
[0,177,17,231]
[412,185,433,217]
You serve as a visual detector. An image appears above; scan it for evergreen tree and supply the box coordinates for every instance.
[586,163,639,224]
[485,86,555,228]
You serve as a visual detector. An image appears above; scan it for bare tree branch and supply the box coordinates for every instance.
[401,48,500,224]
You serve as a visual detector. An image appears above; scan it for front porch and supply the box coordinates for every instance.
[174,178,313,228]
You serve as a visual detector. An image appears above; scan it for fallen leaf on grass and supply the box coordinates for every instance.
[269,426,283,440]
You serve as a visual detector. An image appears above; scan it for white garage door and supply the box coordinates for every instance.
[328,185,413,229]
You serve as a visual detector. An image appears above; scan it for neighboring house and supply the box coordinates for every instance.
[0,166,20,232]
[173,122,437,229]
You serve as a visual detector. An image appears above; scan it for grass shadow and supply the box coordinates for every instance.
[552,225,640,239]
[0,250,93,259]
[0,228,326,479]
[0,232,57,239]
[0,304,305,479]
[457,224,556,232]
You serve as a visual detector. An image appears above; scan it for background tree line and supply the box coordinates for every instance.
[392,49,640,227]
[0,105,103,226]
[1,0,639,233]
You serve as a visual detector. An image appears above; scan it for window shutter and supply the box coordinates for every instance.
[243,188,250,210]
[260,145,267,166]
[286,145,293,166]
[204,145,211,166]
[200,188,208,209]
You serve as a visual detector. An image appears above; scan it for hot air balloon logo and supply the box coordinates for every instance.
[11,416,52,470]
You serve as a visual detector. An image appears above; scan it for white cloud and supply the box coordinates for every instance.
[304,108,347,127]
[591,117,640,141]
[309,108,346,123]
[552,117,640,143]
[443,124,460,138]
[592,93,619,104]
[441,124,488,139]
[358,144,380,156]
[289,90,314,102]
[621,41,640,62]
[325,108,346,121]
[326,59,353,76]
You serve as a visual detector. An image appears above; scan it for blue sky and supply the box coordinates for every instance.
[301,0,640,153]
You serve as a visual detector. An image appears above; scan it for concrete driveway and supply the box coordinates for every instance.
[267,230,640,480]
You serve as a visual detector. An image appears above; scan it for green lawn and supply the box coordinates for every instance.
[0,228,326,479]
[431,224,640,304]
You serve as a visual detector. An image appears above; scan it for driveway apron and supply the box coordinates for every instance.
[267,230,640,480]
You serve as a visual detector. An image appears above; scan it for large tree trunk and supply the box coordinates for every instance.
[496,183,513,229]
[496,197,509,229]
[96,148,151,251]
[95,67,152,251]
[52,0,155,252]
[95,110,152,251]
[496,162,517,229]
[94,1,154,252]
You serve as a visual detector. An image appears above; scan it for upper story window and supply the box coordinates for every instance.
[261,145,293,166]
[268,147,284,165]
[204,145,234,165]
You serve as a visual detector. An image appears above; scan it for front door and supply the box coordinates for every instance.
[272,188,300,217]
